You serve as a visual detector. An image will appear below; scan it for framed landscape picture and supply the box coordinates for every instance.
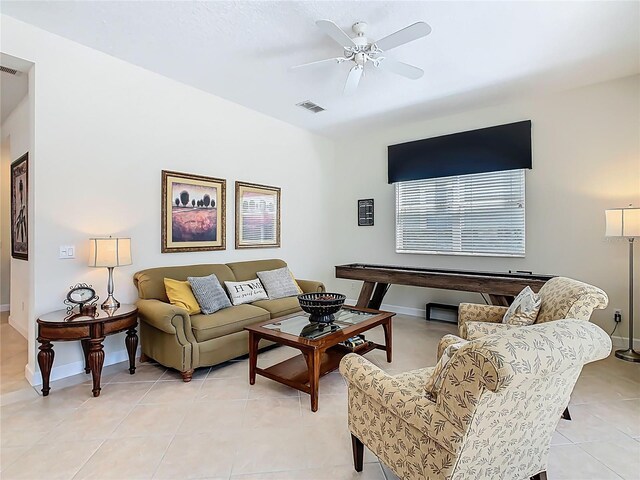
[161,170,226,253]
[235,181,281,249]
[11,153,28,260]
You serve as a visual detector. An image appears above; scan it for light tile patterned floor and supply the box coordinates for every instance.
[0,314,638,479]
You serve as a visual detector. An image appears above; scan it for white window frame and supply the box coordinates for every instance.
[395,170,526,257]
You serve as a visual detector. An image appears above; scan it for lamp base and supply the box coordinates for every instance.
[614,348,640,363]
[101,295,121,310]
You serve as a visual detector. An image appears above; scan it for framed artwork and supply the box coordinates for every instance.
[161,170,226,253]
[235,181,281,249]
[358,199,374,226]
[11,153,28,260]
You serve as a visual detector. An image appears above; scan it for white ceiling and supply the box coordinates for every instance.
[2,1,639,137]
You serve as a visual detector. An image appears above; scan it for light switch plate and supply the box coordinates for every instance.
[59,245,76,259]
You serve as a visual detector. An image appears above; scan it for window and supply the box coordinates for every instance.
[395,170,525,257]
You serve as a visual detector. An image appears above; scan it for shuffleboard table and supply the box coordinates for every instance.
[335,263,555,309]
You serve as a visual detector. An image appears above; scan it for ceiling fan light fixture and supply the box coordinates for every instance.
[293,19,431,96]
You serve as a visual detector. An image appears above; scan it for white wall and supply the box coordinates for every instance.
[1,16,335,385]
[329,75,640,342]
[0,94,31,335]
[2,14,638,386]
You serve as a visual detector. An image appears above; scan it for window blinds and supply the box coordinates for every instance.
[395,170,525,257]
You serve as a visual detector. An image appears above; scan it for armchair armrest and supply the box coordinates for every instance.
[437,334,467,360]
[136,299,197,345]
[296,279,325,294]
[340,353,463,453]
[458,303,508,338]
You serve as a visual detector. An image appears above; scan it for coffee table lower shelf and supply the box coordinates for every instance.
[255,342,380,394]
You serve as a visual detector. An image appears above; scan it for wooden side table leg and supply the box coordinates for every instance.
[81,339,91,374]
[88,337,105,397]
[125,326,138,374]
[249,332,259,385]
[382,320,393,363]
[309,350,321,412]
[37,339,54,396]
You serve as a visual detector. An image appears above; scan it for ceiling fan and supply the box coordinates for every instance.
[293,20,432,95]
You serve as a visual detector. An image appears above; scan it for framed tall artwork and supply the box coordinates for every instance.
[161,170,226,253]
[11,153,28,260]
[235,181,281,249]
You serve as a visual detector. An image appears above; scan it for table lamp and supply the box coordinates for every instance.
[605,206,640,362]
[88,237,132,310]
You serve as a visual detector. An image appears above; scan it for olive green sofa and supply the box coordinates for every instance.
[133,259,325,381]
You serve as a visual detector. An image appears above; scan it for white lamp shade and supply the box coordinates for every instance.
[88,237,132,267]
[605,207,640,238]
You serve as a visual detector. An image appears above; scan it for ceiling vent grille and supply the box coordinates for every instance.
[0,66,19,75]
[296,100,325,113]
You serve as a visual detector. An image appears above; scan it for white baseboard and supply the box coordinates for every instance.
[611,335,640,350]
[8,317,28,339]
[26,346,141,387]
[0,304,9,312]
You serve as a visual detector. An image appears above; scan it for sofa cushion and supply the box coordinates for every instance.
[257,267,302,300]
[224,279,269,306]
[226,259,288,282]
[190,304,270,342]
[163,278,201,315]
[188,274,231,314]
[251,296,303,318]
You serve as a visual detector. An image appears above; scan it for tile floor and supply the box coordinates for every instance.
[0,312,32,398]
[0,314,638,479]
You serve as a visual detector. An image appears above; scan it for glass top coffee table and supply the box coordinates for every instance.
[244,306,394,412]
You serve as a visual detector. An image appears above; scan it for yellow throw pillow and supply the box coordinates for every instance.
[289,270,303,294]
[164,278,201,315]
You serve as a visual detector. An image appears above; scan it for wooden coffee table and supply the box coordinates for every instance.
[245,306,394,412]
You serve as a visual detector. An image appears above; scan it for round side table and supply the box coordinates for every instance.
[37,304,138,397]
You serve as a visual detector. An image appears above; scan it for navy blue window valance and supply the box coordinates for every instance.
[387,120,532,184]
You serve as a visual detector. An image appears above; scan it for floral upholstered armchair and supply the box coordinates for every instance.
[340,320,611,480]
[458,276,608,340]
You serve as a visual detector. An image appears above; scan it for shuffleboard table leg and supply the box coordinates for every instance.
[368,283,389,310]
[356,282,375,308]
[488,294,511,307]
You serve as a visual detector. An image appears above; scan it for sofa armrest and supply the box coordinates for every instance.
[136,299,197,345]
[340,353,463,453]
[296,279,325,293]
[458,303,508,338]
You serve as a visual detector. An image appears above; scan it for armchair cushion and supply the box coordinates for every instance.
[502,286,541,326]
[424,339,469,397]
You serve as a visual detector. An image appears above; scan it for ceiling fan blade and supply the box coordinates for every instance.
[374,22,432,52]
[377,57,424,80]
[316,20,356,48]
[291,57,345,69]
[343,65,363,96]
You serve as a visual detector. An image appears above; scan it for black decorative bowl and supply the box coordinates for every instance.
[298,292,346,324]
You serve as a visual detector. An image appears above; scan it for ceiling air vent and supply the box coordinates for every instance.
[0,66,19,75]
[296,100,325,113]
